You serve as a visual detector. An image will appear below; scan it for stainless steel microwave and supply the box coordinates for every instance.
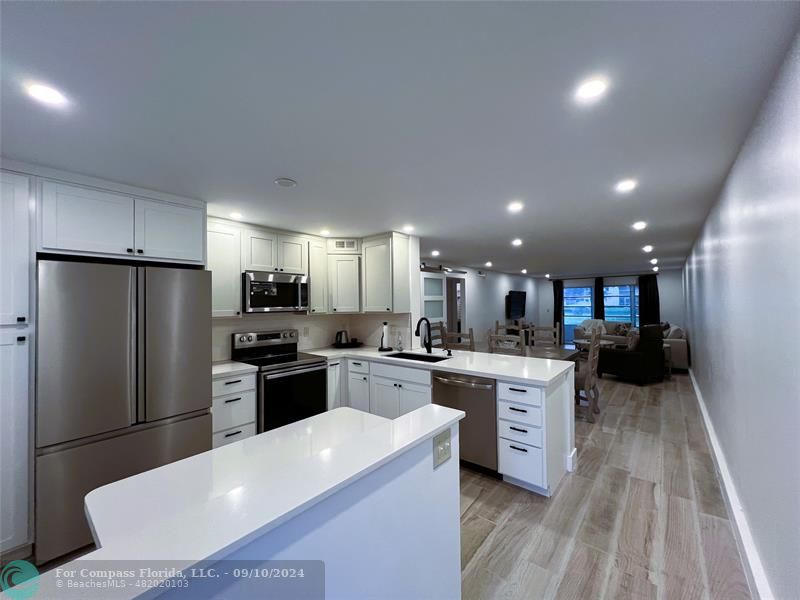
[243,271,309,313]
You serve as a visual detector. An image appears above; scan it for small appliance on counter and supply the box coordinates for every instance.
[334,329,362,348]
[378,321,393,352]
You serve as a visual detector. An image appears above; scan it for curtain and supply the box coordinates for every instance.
[552,280,564,337]
[593,277,605,319]
[638,274,661,325]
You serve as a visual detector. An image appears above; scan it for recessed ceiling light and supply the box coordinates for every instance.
[24,81,68,108]
[511,238,523,247]
[615,178,638,194]
[652,266,659,272]
[650,258,658,265]
[507,201,524,213]
[230,212,243,220]
[320,229,331,236]
[431,250,440,257]
[521,269,527,274]
[574,75,610,105]
[545,273,551,279]
[402,224,414,233]
[485,261,493,267]
[274,177,297,188]
[642,245,653,253]
[632,221,647,231]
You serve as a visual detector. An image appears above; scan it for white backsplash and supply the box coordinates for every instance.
[348,314,413,351]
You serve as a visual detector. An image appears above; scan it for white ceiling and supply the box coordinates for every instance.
[2,2,798,277]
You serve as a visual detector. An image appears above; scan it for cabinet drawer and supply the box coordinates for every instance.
[347,359,370,374]
[371,361,431,386]
[498,382,542,406]
[212,374,256,397]
[498,400,542,427]
[499,421,543,448]
[213,422,256,448]
[498,439,544,487]
[212,390,256,432]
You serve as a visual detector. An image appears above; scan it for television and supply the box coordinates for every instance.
[505,291,526,320]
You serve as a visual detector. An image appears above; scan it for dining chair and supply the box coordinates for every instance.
[575,330,601,422]
[444,328,475,352]
[430,322,447,349]
[532,322,560,347]
[488,334,523,356]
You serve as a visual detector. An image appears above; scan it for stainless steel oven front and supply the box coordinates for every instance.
[258,363,328,432]
[243,271,309,313]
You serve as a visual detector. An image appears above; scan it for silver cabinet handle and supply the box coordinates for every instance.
[433,375,494,390]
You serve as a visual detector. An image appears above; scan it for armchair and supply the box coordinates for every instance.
[597,324,665,385]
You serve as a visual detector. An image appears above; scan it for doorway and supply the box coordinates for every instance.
[446,277,466,335]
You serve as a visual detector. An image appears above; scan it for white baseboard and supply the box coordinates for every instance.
[566,447,577,472]
[689,369,773,600]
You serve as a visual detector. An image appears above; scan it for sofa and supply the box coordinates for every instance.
[597,324,665,385]
[574,319,689,370]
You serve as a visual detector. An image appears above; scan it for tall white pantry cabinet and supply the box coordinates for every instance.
[0,171,32,553]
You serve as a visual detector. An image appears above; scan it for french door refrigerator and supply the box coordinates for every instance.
[34,260,212,564]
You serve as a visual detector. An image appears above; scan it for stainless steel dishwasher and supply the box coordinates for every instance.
[432,371,497,471]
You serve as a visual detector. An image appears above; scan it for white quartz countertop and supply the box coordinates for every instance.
[212,360,258,379]
[310,346,573,386]
[81,405,463,566]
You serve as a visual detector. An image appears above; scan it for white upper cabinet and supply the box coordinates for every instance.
[328,255,360,313]
[42,181,135,256]
[242,229,277,271]
[308,239,328,314]
[0,172,30,326]
[134,199,204,262]
[40,180,205,263]
[391,232,411,313]
[207,221,242,317]
[277,234,308,274]
[362,235,393,313]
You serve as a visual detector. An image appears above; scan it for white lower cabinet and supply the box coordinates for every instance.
[498,439,544,487]
[370,376,400,419]
[327,361,342,410]
[348,372,370,413]
[213,423,257,448]
[344,359,431,418]
[212,373,256,447]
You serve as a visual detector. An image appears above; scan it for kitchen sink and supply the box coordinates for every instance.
[386,352,451,363]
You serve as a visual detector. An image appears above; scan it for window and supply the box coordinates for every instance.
[563,286,592,342]
[603,285,639,327]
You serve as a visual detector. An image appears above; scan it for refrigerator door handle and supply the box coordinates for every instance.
[137,267,146,423]
[129,267,137,425]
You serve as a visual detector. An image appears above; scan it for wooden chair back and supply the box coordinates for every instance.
[488,334,523,356]
[532,322,560,347]
[430,322,446,349]
[494,320,507,334]
[444,328,475,352]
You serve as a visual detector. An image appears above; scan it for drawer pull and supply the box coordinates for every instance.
[224,397,242,404]
[509,406,528,413]
[509,387,527,393]
[509,444,528,453]
[225,379,243,385]
[362,376,368,381]
[224,430,243,438]
[352,362,362,366]
[510,426,528,433]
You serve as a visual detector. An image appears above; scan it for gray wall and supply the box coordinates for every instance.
[657,269,685,326]
[683,35,799,600]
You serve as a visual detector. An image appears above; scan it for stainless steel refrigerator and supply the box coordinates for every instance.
[34,260,212,564]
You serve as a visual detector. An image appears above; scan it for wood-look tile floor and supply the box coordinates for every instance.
[460,373,752,600]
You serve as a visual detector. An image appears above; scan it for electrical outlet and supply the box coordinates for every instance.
[433,429,451,469]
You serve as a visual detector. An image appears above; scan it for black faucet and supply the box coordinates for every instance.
[415,317,432,353]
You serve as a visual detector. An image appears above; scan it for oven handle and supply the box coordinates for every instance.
[264,364,328,380]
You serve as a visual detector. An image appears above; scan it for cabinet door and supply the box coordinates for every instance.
[207,222,241,317]
[348,372,370,413]
[308,239,328,314]
[398,382,431,416]
[0,172,30,326]
[0,332,29,552]
[42,181,134,256]
[278,235,308,274]
[362,236,392,312]
[391,232,411,313]
[328,255,360,313]
[242,229,278,271]
[370,376,400,419]
[327,362,341,410]
[135,199,204,262]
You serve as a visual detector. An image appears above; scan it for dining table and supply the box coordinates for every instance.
[524,345,581,361]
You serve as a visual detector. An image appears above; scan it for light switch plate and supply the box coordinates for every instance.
[433,428,451,469]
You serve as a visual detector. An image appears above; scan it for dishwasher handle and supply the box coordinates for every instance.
[433,375,494,391]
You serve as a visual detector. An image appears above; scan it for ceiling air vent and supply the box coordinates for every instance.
[327,238,361,254]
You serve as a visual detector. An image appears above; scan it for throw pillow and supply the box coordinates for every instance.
[667,326,685,339]
[617,323,630,336]
[626,332,639,350]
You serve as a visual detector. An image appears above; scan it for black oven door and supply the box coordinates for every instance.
[259,364,327,432]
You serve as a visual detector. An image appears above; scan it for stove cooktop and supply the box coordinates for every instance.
[239,351,326,372]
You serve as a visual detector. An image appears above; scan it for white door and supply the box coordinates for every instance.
[421,272,446,324]
[277,235,308,274]
[242,229,278,271]
[398,382,431,416]
[41,181,134,256]
[0,331,29,552]
[362,236,392,313]
[370,376,400,419]
[207,222,241,317]
[134,199,204,262]
[328,255,360,313]
[327,362,341,410]
[309,239,328,314]
[348,372,370,412]
[0,172,30,326]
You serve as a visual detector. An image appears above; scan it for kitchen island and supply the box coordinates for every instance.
[31,405,464,600]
